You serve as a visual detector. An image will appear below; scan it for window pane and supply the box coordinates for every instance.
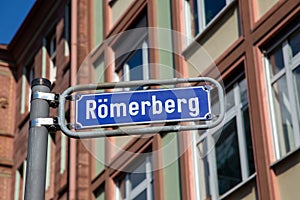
[133,189,147,200]
[289,29,300,57]
[197,139,211,199]
[225,88,235,111]
[204,0,226,25]
[94,186,105,200]
[214,118,242,195]
[127,48,143,81]
[293,66,300,132]
[243,107,255,175]
[117,156,153,200]
[239,79,248,106]
[130,161,146,189]
[129,172,146,190]
[211,87,220,115]
[192,0,200,34]
[212,86,234,113]
[268,47,285,76]
[272,75,294,156]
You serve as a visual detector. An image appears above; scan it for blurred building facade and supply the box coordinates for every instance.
[0,0,299,199]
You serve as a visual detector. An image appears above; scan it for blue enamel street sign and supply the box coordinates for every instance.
[75,86,211,129]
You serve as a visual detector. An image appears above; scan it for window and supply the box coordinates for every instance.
[20,65,34,114]
[14,161,27,200]
[265,28,300,159]
[115,155,153,200]
[20,67,27,114]
[114,14,149,91]
[60,112,70,174]
[186,0,233,36]
[194,77,255,199]
[122,41,149,83]
[64,2,70,56]
[28,67,34,111]
[94,185,105,200]
[46,29,57,83]
[45,133,55,190]
[60,133,67,174]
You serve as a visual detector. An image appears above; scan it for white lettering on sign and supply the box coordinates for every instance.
[85,95,200,120]
[189,97,200,117]
[86,100,96,119]
[98,99,108,118]
[129,102,139,116]
[152,95,162,114]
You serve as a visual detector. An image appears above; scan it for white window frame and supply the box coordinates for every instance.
[60,133,67,174]
[14,168,21,200]
[45,134,55,190]
[28,66,34,111]
[20,67,27,114]
[183,0,193,46]
[48,32,57,84]
[264,28,300,160]
[20,65,34,114]
[122,40,149,83]
[14,160,27,200]
[191,0,234,35]
[194,79,253,199]
[115,155,153,200]
[22,161,27,199]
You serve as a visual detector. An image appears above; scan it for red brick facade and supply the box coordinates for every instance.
[0,0,95,199]
[0,46,15,200]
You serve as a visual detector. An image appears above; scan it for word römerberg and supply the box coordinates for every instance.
[75,86,211,129]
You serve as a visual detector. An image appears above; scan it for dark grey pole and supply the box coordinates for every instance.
[24,78,51,200]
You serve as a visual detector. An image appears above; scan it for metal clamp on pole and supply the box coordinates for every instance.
[30,117,60,132]
[32,91,60,108]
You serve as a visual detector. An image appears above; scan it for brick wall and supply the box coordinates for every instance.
[0,166,13,200]
[0,58,16,200]
[0,66,15,134]
[0,0,95,199]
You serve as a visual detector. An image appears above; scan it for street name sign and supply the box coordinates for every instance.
[75,86,211,129]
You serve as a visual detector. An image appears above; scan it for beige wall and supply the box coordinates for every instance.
[256,0,278,18]
[113,135,134,155]
[223,178,257,200]
[185,6,240,77]
[111,0,134,24]
[277,160,300,199]
[112,125,148,157]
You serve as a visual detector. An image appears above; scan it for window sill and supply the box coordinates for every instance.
[270,145,300,175]
[182,0,238,59]
[219,173,256,200]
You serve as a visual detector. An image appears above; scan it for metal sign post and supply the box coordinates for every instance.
[24,78,59,200]
[24,78,51,200]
